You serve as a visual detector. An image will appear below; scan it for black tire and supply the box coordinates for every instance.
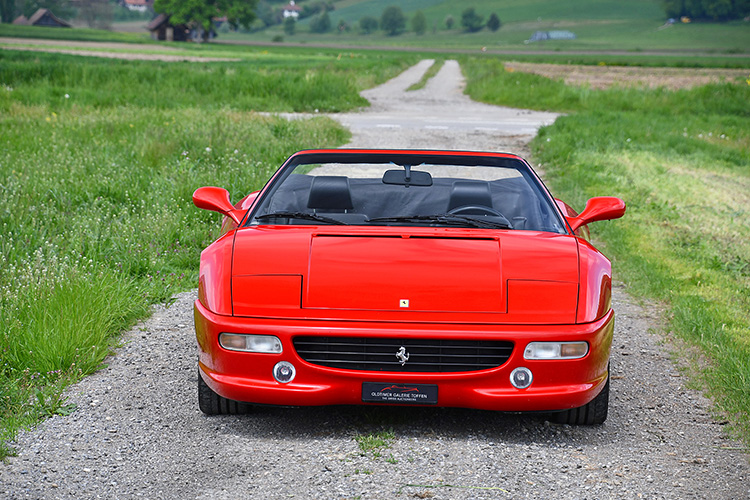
[198,370,251,415]
[552,374,609,425]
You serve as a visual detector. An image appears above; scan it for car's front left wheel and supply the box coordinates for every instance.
[198,370,251,415]
[551,374,609,425]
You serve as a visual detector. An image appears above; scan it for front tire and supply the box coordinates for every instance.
[198,370,251,415]
[552,374,609,425]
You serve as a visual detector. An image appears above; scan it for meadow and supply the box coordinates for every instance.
[462,57,750,442]
[0,47,418,457]
[1,29,749,457]
[234,0,750,55]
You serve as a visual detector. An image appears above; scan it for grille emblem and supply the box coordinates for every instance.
[395,346,410,366]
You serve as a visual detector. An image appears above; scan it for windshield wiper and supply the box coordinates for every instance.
[366,214,512,229]
[255,211,347,225]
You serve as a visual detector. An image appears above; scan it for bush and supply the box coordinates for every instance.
[487,13,501,32]
[309,11,331,33]
[461,7,484,33]
[444,14,454,29]
[283,17,296,36]
[411,10,427,35]
[381,5,406,36]
[359,15,378,34]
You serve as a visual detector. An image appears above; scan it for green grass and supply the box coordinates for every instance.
[462,57,750,444]
[0,23,151,43]
[407,58,444,90]
[355,429,395,459]
[223,0,749,55]
[0,48,415,459]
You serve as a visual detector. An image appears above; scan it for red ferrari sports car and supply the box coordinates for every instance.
[193,149,625,424]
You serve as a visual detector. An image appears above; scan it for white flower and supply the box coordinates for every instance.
[64,94,70,99]
[205,147,212,152]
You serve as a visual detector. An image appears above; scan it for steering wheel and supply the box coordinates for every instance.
[448,205,504,217]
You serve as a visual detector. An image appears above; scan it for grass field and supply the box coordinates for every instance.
[462,57,750,443]
[0,47,417,458]
[233,0,749,55]
[1,19,750,456]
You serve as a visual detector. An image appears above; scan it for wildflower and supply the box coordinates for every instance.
[205,147,212,152]
[64,94,70,99]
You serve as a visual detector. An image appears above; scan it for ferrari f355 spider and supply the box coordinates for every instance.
[193,149,625,424]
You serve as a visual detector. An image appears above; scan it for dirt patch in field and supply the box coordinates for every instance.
[504,61,749,90]
[0,37,239,62]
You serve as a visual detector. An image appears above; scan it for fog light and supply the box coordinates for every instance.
[510,367,533,389]
[524,342,588,360]
[273,361,296,384]
[219,333,282,353]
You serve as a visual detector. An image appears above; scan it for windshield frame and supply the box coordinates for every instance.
[245,150,568,234]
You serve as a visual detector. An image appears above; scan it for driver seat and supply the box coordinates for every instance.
[447,181,494,215]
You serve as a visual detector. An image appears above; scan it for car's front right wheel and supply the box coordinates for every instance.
[551,374,609,425]
[198,370,251,415]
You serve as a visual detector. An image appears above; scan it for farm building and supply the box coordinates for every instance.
[123,0,153,13]
[147,13,216,42]
[13,8,71,28]
[282,1,302,19]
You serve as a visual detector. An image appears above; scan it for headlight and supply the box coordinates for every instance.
[524,341,588,360]
[219,333,283,353]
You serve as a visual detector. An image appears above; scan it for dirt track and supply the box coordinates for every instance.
[1,59,748,499]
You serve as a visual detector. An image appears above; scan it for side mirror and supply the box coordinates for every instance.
[193,186,244,225]
[567,196,626,233]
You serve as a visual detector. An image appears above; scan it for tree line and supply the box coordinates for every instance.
[296,5,502,36]
[663,0,750,20]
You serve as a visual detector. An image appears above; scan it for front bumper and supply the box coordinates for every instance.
[194,300,613,412]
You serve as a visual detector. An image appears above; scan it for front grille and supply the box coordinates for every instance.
[293,336,514,373]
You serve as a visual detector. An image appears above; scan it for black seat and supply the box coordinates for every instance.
[447,181,494,214]
[307,176,354,213]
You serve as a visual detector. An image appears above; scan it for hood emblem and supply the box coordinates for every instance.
[395,346,410,366]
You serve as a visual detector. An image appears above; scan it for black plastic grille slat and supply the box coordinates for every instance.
[293,336,514,373]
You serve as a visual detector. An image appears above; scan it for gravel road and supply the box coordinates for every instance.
[2,60,748,500]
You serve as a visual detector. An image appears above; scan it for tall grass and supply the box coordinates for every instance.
[0,49,414,458]
[0,50,418,112]
[463,57,750,443]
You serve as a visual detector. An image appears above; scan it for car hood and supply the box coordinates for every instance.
[231,226,579,324]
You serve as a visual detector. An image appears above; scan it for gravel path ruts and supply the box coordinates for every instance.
[1,60,748,500]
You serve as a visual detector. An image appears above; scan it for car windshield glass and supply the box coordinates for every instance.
[248,153,566,233]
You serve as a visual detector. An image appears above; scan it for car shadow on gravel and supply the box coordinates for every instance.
[203,404,608,445]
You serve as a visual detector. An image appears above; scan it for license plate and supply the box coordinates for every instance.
[362,382,438,405]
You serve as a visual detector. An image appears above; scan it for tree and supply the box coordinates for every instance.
[380,5,405,36]
[359,15,377,34]
[15,0,74,21]
[153,0,258,40]
[411,10,426,35]
[309,11,330,33]
[1,0,14,23]
[255,1,278,27]
[79,0,113,29]
[283,16,295,35]
[703,0,734,19]
[461,7,484,32]
[486,12,501,31]
[444,14,454,29]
